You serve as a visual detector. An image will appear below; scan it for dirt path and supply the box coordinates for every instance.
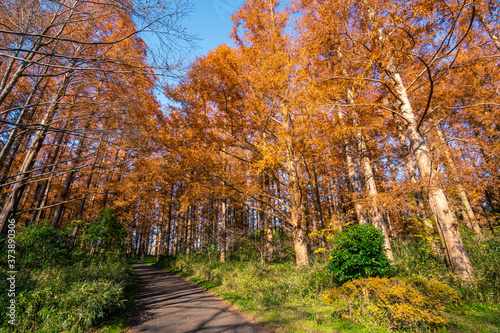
[129,263,266,333]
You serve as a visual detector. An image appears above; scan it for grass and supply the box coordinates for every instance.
[94,264,138,333]
[151,230,500,333]
[445,304,500,333]
[128,256,157,265]
[0,221,138,333]
[154,254,392,332]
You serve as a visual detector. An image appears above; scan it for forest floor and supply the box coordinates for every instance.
[129,263,267,333]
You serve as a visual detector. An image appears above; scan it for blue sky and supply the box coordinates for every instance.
[154,1,245,105]
[184,0,245,60]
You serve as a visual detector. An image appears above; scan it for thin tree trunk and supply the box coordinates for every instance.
[220,200,227,263]
[0,70,73,236]
[350,98,393,260]
[156,201,165,261]
[436,129,481,227]
[166,198,173,256]
[434,126,482,234]
[185,205,193,258]
[173,210,180,256]
[0,73,48,170]
[264,175,274,263]
[312,167,326,247]
[52,124,89,227]
[30,127,68,224]
[336,108,368,225]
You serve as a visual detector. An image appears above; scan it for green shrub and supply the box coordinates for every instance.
[5,258,133,333]
[0,221,134,333]
[328,224,393,283]
[15,222,71,269]
[84,209,128,254]
[323,276,460,329]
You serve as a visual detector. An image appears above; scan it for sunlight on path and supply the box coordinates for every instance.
[130,263,264,333]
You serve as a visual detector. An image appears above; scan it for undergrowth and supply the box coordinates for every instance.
[154,228,500,332]
[0,216,135,333]
[392,228,500,305]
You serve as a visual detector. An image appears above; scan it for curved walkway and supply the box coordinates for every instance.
[130,263,265,333]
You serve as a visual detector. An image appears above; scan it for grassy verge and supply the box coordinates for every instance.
[154,254,390,332]
[128,256,157,265]
[94,262,138,333]
[153,230,500,332]
[0,222,137,333]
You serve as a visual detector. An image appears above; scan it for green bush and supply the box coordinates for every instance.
[11,259,133,332]
[84,208,128,253]
[15,222,71,269]
[328,224,393,283]
[0,221,134,333]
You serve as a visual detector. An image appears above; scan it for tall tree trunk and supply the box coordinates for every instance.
[156,201,165,261]
[0,70,73,236]
[282,106,309,267]
[435,126,482,235]
[0,73,48,171]
[264,175,274,263]
[52,123,90,227]
[172,210,181,256]
[389,68,473,280]
[0,133,27,187]
[185,205,193,258]
[312,167,326,247]
[30,127,68,224]
[220,200,227,263]
[351,100,393,260]
[266,213,274,263]
[166,198,173,256]
[393,114,442,254]
[76,134,105,221]
[292,224,308,267]
[363,3,473,279]
[259,195,265,263]
[336,108,368,225]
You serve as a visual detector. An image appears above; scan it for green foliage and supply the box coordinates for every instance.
[85,209,127,253]
[328,225,393,283]
[455,229,500,304]
[12,259,133,333]
[156,252,335,306]
[393,230,500,305]
[15,222,71,269]
[0,219,134,333]
[323,276,460,329]
[392,238,451,280]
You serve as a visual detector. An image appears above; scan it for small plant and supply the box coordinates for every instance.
[327,224,393,283]
[323,276,460,329]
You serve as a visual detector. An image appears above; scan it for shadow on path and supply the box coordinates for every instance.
[130,263,265,333]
